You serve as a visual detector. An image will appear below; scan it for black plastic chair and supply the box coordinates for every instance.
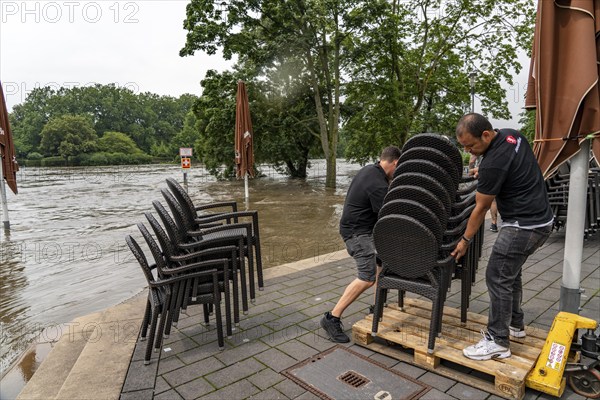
[402,133,464,180]
[165,177,264,291]
[150,200,250,316]
[398,147,460,188]
[137,221,237,338]
[372,215,454,353]
[161,188,261,302]
[126,235,225,364]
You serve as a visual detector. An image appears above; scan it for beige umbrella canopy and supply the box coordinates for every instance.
[525,0,600,178]
[525,0,600,314]
[235,80,255,180]
[0,81,19,195]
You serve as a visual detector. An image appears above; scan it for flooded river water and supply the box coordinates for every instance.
[0,160,360,397]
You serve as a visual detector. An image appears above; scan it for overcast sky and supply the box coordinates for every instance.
[0,0,233,111]
[0,0,528,128]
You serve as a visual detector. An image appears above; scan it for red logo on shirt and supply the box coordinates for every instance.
[506,135,517,145]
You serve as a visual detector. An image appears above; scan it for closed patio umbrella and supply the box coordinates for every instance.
[235,80,255,199]
[525,0,600,312]
[0,81,19,229]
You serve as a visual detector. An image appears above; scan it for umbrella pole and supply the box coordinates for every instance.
[0,160,10,230]
[244,173,249,200]
[559,139,590,313]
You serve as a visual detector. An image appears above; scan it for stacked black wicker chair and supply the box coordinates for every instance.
[546,160,600,238]
[372,214,454,354]
[371,133,479,353]
[165,178,264,300]
[401,135,484,308]
[159,188,258,305]
[137,220,239,338]
[125,179,264,365]
[125,235,226,364]
[151,199,251,318]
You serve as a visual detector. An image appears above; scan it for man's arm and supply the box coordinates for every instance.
[451,191,495,261]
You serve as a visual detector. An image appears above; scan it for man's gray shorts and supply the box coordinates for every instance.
[344,234,378,282]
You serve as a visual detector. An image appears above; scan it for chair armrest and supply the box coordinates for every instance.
[195,201,238,213]
[168,245,237,264]
[149,266,220,286]
[195,211,259,230]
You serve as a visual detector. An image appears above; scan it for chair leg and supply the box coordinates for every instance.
[145,308,159,365]
[236,243,249,315]
[397,290,405,310]
[371,287,386,336]
[253,235,264,290]
[246,245,256,302]
[139,299,151,341]
[428,294,441,354]
[230,256,240,325]
[213,276,225,350]
[155,307,170,352]
[203,304,210,324]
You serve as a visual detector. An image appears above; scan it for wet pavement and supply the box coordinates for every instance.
[120,222,599,400]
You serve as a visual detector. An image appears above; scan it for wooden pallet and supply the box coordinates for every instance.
[352,298,548,400]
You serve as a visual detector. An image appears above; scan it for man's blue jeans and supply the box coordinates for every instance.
[486,225,552,347]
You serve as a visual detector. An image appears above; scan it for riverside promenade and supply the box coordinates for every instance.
[18,220,600,400]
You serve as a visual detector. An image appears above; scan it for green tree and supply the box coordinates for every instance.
[342,0,535,163]
[39,115,98,161]
[10,87,58,157]
[519,109,536,144]
[98,131,145,154]
[181,0,353,187]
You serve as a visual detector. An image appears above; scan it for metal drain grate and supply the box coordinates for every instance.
[282,345,430,399]
[338,371,370,388]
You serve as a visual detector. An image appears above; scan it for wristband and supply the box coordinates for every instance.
[462,235,472,244]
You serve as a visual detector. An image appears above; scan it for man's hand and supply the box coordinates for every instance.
[451,239,469,261]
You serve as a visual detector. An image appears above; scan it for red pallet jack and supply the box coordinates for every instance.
[526,312,600,398]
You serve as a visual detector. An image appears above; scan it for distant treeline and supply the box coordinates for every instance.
[9,84,197,166]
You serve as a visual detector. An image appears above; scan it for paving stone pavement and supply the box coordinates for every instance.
[121,222,599,400]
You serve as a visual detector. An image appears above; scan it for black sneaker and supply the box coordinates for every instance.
[320,312,350,343]
[490,223,498,232]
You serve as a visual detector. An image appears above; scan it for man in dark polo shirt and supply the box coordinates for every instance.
[452,113,553,360]
[320,146,401,343]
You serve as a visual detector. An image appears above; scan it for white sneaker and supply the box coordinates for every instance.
[509,326,526,338]
[463,330,511,360]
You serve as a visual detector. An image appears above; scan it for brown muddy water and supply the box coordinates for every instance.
[0,160,360,398]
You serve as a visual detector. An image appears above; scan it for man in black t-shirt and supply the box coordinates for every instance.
[320,146,401,343]
[452,113,553,361]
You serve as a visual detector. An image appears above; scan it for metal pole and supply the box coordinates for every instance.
[469,71,476,113]
[244,173,249,200]
[559,139,590,313]
[0,159,10,230]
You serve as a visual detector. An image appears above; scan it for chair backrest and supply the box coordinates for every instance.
[145,212,179,259]
[137,222,169,275]
[166,178,198,221]
[398,147,459,187]
[390,172,452,212]
[125,235,156,285]
[393,159,456,198]
[402,133,463,178]
[161,188,199,236]
[378,199,443,244]
[374,214,438,279]
[152,200,189,245]
[384,185,448,227]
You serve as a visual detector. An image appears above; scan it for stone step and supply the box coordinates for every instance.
[17,292,146,400]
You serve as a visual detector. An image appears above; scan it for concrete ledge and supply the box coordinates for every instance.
[18,293,146,400]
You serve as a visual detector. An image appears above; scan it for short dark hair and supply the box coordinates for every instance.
[455,113,493,139]
[380,146,401,162]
